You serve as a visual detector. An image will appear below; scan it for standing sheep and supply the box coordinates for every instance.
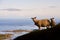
[50,18,56,27]
[31,17,50,30]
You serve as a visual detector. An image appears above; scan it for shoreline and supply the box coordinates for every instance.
[0,29,32,40]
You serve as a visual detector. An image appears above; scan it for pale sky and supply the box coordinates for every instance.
[0,0,60,19]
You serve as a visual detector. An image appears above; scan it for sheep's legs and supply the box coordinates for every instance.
[38,27,40,30]
[47,26,51,29]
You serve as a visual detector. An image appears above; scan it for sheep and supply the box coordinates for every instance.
[50,18,56,28]
[31,17,51,30]
[13,23,60,40]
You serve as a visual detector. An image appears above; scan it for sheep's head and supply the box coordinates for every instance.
[31,17,36,20]
[50,18,54,20]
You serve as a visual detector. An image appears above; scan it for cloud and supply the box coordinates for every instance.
[0,8,21,11]
[0,8,36,11]
[48,6,56,8]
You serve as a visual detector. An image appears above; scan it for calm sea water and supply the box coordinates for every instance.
[0,25,38,31]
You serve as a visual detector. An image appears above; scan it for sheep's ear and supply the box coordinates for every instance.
[51,18,54,19]
[34,17,36,18]
[50,17,54,19]
[31,18,33,19]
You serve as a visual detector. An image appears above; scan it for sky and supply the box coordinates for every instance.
[0,0,60,19]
